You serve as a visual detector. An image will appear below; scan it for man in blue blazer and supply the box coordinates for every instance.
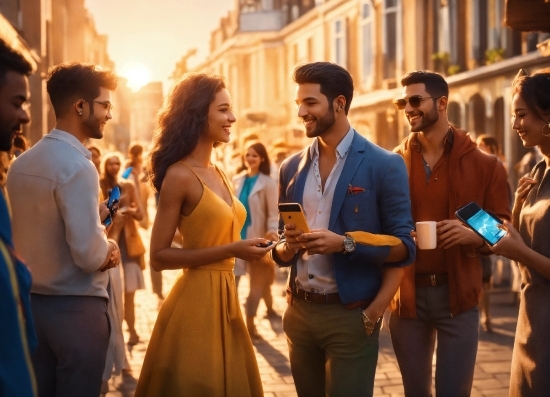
[272,62,415,397]
[0,39,37,397]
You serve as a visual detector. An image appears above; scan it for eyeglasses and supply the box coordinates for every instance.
[393,95,442,110]
[93,100,114,112]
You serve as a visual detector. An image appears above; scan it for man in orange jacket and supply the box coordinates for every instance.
[391,70,511,397]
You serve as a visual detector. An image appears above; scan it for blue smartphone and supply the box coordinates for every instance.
[121,167,133,179]
[103,186,121,226]
[455,202,506,246]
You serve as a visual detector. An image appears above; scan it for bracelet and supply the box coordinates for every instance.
[361,310,380,337]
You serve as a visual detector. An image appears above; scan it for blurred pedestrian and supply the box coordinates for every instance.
[87,144,102,173]
[391,71,511,397]
[7,61,120,397]
[126,142,164,306]
[0,37,37,397]
[233,141,279,339]
[100,152,145,347]
[490,68,550,396]
[475,133,512,332]
[12,134,28,158]
[126,143,151,229]
[273,62,415,397]
[135,73,272,396]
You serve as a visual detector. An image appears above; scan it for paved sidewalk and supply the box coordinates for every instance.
[104,260,518,397]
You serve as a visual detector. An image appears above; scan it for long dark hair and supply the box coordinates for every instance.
[147,73,226,192]
[245,141,271,175]
[512,69,550,121]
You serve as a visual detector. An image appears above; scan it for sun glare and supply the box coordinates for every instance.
[120,62,152,92]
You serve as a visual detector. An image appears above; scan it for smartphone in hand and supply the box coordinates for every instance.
[455,202,506,246]
[279,203,310,233]
[103,186,121,226]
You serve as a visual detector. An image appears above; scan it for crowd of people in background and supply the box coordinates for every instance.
[2,36,550,397]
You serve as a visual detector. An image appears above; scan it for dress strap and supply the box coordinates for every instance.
[178,162,205,185]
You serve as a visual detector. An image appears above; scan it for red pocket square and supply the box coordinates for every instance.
[347,184,365,195]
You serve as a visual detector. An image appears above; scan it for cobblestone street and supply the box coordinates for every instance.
[103,226,519,397]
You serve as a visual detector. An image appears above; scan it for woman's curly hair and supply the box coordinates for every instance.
[146,73,225,192]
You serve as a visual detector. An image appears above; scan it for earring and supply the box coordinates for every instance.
[543,122,550,137]
[78,111,82,116]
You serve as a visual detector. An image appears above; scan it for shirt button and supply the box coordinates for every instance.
[308,274,314,279]
[318,211,321,214]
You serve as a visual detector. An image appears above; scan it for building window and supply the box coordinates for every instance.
[436,0,458,68]
[471,0,488,66]
[333,19,347,68]
[360,0,375,88]
[382,0,401,80]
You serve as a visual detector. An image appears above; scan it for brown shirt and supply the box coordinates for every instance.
[411,138,449,276]
[394,127,511,317]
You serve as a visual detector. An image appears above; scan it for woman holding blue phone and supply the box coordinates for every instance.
[100,152,145,347]
[490,68,550,395]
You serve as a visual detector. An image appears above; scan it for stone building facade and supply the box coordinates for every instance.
[0,0,130,152]
[189,0,550,186]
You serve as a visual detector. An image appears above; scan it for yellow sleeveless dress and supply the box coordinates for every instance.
[135,164,263,397]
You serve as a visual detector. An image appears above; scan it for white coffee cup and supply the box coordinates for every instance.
[416,221,437,250]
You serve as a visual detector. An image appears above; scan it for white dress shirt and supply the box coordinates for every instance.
[296,127,354,294]
[7,129,110,298]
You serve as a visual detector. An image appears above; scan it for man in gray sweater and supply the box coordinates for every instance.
[7,62,120,397]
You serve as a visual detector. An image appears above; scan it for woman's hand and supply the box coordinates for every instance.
[489,221,526,261]
[233,238,275,262]
[514,177,536,211]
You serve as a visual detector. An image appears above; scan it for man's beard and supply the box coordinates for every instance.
[0,130,15,152]
[305,107,336,138]
[83,115,103,139]
[409,104,439,133]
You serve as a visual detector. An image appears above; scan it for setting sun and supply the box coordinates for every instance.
[120,62,151,92]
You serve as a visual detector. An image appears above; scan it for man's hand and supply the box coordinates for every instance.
[99,201,110,224]
[99,240,120,272]
[437,219,483,249]
[295,228,344,255]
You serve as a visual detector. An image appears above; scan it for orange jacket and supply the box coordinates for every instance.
[394,126,511,317]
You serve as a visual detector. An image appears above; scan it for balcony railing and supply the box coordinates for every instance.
[239,10,286,32]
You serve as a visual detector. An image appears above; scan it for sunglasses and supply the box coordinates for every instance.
[393,95,442,110]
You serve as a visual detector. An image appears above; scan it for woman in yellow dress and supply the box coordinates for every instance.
[134,73,273,397]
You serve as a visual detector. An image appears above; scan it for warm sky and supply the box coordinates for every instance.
[85,0,234,92]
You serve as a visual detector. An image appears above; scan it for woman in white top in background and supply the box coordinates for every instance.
[233,141,279,339]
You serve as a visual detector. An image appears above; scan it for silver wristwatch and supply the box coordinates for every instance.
[342,234,356,254]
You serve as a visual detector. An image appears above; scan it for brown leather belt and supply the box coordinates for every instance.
[292,288,342,304]
[415,273,449,288]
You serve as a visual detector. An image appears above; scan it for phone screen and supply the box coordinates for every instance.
[456,202,506,246]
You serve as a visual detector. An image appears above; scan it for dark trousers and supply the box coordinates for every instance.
[31,294,110,397]
[389,285,479,397]
[283,298,380,397]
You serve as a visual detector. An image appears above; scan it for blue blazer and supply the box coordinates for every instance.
[273,130,415,304]
[0,191,37,396]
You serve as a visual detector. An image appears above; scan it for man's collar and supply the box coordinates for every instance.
[411,126,454,153]
[309,126,354,159]
[45,129,92,159]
